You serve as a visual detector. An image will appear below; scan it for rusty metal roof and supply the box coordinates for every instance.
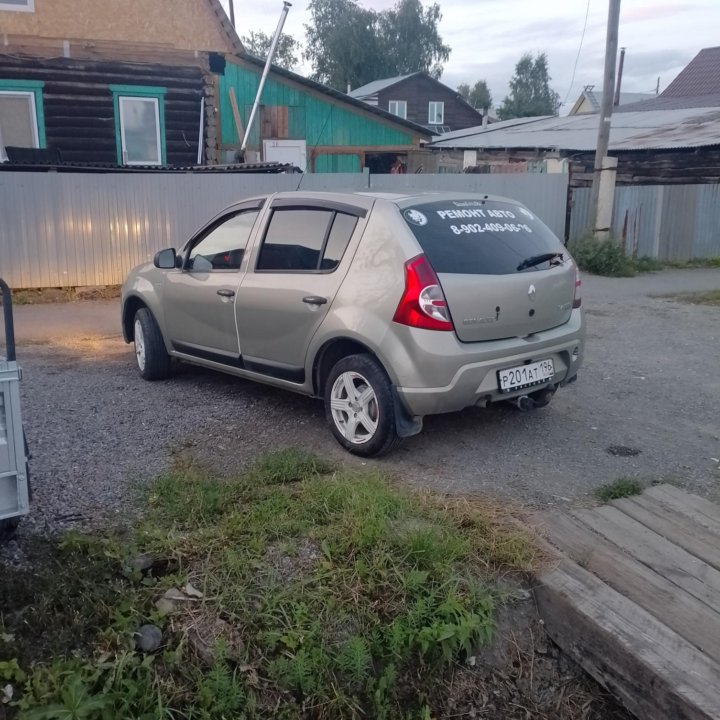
[429,107,720,152]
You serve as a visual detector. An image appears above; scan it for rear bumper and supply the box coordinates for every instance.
[394,310,584,416]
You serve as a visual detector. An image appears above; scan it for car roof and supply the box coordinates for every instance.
[220,190,525,215]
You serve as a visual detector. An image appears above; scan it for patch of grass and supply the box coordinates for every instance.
[594,477,643,502]
[660,256,720,269]
[665,289,720,306]
[1,449,537,720]
[569,236,720,277]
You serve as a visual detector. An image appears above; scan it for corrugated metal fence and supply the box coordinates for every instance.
[0,171,568,288]
[569,184,720,260]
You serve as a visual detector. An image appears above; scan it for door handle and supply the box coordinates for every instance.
[302,295,327,306]
[217,289,236,298]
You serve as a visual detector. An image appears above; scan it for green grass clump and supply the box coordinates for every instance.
[667,289,720,306]
[569,236,720,277]
[594,477,643,502]
[1,448,536,720]
[568,237,637,277]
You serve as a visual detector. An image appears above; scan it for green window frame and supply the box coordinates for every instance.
[110,84,167,166]
[0,79,46,148]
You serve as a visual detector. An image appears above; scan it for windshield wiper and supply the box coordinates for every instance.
[516,252,564,272]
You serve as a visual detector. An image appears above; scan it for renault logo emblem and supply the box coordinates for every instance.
[528,284,536,301]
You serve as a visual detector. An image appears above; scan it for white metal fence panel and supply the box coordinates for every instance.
[569,184,720,260]
[0,171,568,288]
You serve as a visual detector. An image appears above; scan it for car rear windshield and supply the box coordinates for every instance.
[401,199,564,275]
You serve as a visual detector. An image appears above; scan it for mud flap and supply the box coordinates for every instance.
[392,388,423,438]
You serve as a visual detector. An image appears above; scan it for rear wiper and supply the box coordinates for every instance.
[516,252,564,271]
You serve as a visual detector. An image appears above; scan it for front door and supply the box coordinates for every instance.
[235,202,363,381]
[164,206,261,363]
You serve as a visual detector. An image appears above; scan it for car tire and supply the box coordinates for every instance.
[324,354,400,458]
[133,307,171,381]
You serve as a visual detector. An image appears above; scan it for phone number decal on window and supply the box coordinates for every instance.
[450,223,533,235]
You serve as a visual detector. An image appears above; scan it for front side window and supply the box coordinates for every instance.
[0,80,45,148]
[188,210,259,271]
[428,101,444,125]
[110,85,166,166]
[257,208,357,272]
[0,0,34,11]
[388,100,407,119]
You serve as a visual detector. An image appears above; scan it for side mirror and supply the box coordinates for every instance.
[153,248,177,269]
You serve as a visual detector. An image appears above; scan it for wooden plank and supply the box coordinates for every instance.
[539,511,720,663]
[228,88,245,144]
[573,507,720,614]
[611,496,720,571]
[535,557,720,720]
[644,484,720,527]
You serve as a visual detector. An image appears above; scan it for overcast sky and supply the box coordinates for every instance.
[220,0,720,111]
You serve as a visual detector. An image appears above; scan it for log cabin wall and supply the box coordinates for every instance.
[0,54,208,165]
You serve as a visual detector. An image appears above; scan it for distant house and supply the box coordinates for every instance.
[616,46,720,112]
[427,108,720,185]
[216,56,431,173]
[349,72,484,134]
[0,0,240,167]
[569,85,655,115]
[0,0,429,172]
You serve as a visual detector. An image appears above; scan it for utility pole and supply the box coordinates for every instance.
[589,0,621,239]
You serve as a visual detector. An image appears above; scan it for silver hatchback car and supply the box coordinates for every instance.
[122,191,584,456]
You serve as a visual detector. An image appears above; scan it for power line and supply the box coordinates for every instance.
[562,0,592,107]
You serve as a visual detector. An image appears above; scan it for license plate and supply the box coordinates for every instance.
[498,359,555,393]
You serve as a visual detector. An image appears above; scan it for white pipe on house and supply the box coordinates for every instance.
[241,1,292,154]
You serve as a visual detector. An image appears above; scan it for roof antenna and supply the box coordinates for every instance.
[240,2,292,159]
[613,47,626,106]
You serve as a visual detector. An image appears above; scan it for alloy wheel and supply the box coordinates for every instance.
[329,371,379,444]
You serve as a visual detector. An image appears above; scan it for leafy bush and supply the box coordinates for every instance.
[568,237,636,277]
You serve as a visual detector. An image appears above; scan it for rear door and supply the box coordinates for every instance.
[400,199,575,342]
[235,198,367,381]
[164,202,262,361]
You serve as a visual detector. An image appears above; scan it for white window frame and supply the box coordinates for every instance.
[0,90,40,148]
[388,100,407,120]
[428,101,445,125]
[118,95,162,166]
[0,0,35,11]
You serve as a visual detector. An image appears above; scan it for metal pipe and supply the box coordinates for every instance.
[241,2,292,153]
[228,0,236,28]
[0,278,16,362]
[197,96,205,165]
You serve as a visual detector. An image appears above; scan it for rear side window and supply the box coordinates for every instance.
[402,200,564,275]
[257,208,357,272]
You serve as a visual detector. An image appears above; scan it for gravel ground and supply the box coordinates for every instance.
[8,268,720,533]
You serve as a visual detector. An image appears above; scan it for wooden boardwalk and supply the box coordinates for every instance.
[533,484,720,720]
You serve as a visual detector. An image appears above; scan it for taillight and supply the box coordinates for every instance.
[393,255,454,331]
[573,264,582,309]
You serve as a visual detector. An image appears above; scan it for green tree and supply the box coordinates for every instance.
[377,0,451,80]
[457,80,492,111]
[241,30,300,70]
[304,0,451,91]
[497,52,561,120]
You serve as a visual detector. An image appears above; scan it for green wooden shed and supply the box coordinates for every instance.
[216,54,431,173]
